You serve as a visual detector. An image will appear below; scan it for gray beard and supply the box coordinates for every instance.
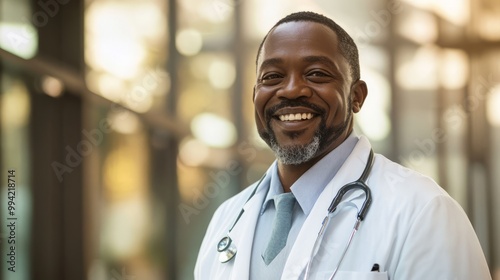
[269,135,321,165]
[260,99,353,166]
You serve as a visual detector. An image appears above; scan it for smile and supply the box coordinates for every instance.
[278,113,314,121]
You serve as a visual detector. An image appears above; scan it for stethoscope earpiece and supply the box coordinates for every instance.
[217,236,237,263]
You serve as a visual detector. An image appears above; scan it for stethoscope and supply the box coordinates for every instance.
[217,149,375,279]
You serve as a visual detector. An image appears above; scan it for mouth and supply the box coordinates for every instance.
[263,105,324,141]
[276,112,315,122]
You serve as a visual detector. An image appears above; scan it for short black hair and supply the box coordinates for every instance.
[256,11,360,82]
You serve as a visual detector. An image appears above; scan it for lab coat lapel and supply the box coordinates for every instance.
[282,136,373,279]
[227,171,268,280]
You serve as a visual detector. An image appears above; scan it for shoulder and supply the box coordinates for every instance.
[371,153,448,200]
[195,179,264,265]
[367,153,466,224]
[365,153,480,244]
[194,180,262,278]
[364,154,490,278]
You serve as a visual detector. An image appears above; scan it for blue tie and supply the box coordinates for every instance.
[262,192,296,265]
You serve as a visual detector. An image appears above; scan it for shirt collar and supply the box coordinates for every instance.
[261,132,359,215]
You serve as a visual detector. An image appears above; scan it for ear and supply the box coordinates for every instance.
[351,80,368,113]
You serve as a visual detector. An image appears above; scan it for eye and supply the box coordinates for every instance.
[308,70,329,77]
[262,73,282,80]
[260,72,283,85]
[306,70,333,82]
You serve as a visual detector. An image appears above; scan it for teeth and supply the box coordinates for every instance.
[278,113,314,121]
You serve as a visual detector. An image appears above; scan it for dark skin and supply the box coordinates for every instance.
[253,21,368,192]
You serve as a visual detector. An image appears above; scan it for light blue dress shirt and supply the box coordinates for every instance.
[249,133,359,279]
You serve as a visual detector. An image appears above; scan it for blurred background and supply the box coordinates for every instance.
[0,0,499,279]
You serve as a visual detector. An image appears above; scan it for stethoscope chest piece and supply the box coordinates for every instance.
[217,236,237,263]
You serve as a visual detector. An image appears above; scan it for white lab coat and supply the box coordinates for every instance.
[195,136,491,280]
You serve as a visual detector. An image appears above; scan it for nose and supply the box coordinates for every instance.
[276,74,312,99]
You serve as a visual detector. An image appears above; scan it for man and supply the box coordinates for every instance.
[195,11,491,280]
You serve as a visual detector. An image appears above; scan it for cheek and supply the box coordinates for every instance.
[254,111,266,134]
[253,90,272,121]
[320,91,348,123]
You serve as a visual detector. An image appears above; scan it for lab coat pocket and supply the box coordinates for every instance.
[317,270,388,280]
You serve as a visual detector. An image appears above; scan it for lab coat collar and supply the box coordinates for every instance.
[282,136,373,279]
[226,163,273,279]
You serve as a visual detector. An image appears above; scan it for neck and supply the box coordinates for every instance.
[277,157,320,192]
[276,129,353,192]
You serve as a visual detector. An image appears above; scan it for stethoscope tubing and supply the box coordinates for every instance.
[217,149,375,280]
[304,149,374,279]
[327,149,374,220]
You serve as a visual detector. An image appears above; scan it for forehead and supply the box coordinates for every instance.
[258,21,342,68]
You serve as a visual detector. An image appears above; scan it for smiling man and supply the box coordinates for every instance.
[195,11,491,280]
[253,14,366,193]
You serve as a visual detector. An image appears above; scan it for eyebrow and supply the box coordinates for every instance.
[303,55,339,72]
[258,55,339,73]
[258,58,283,73]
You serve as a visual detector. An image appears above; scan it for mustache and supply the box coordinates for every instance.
[265,100,325,119]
